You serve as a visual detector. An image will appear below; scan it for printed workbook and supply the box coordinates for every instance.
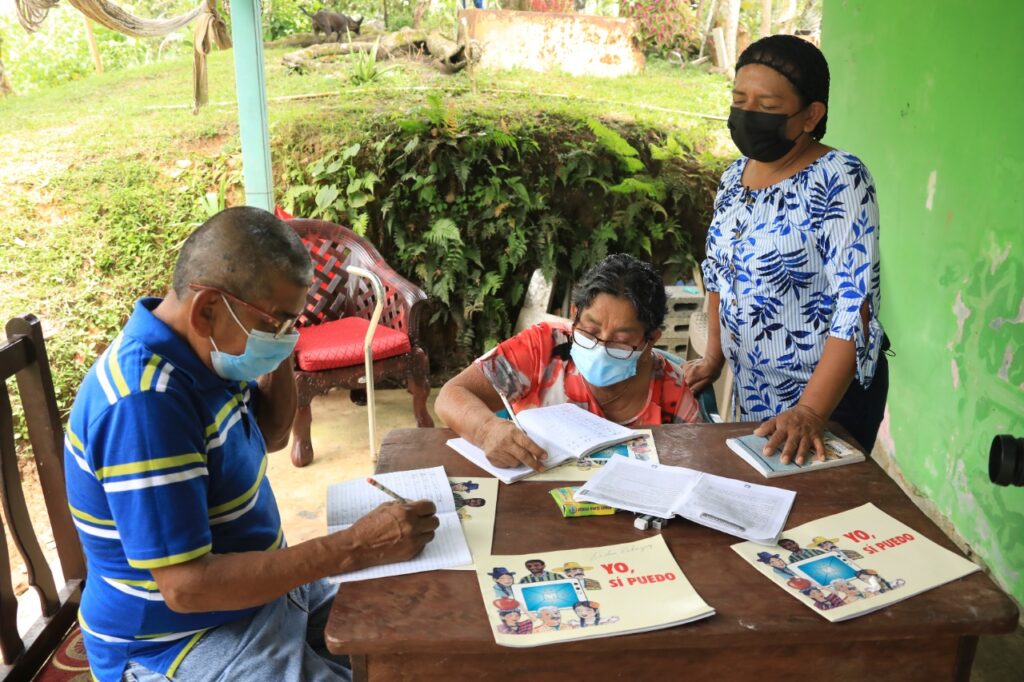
[446,476,499,570]
[475,535,714,646]
[726,431,865,478]
[448,429,659,484]
[731,503,980,621]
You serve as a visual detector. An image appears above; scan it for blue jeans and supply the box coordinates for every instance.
[123,579,351,681]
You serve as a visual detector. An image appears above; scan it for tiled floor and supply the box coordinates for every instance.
[277,388,1022,678]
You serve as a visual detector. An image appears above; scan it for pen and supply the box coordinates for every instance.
[366,477,409,503]
[699,512,746,532]
[497,392,526,433]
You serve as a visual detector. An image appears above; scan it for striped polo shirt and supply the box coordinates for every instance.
[65,298,284,681]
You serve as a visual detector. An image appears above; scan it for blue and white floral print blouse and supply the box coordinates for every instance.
[701,149,884,420]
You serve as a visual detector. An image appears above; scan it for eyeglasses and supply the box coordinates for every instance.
[571,325,648,360]
[188,283,301,339]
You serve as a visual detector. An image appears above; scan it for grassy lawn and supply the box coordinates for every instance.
[0,44,732,419]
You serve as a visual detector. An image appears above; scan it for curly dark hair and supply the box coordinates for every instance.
[571,254,666,335]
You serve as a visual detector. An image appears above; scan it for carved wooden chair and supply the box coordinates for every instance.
[1,315,87,680]
[287,218,434,467]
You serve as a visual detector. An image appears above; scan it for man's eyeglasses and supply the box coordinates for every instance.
[571,325,648,360]
[188,283,301,339]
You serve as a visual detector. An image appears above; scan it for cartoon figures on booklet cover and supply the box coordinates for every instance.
[756,534,905,611]
[575,435,654,470]
[450,480,486,520]
[488,558,618,635]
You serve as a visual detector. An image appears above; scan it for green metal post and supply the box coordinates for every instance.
[229,0,273,211]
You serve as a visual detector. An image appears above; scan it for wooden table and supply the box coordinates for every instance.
[325,424,1018,681]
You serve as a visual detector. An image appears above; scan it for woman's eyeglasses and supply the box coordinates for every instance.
[188,283,301,339]
[571,325,648,360]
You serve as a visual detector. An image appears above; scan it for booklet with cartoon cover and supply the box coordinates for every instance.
[731,503,980,622]
[726,431,865,478]
[575,456,795,544]
[448,424,658,484]
[444,476,499,570]
[325,466,472,582]
[476,535,714,647]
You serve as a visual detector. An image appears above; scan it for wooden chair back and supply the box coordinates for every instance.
[0,315,85,680]
[287,219,428,347]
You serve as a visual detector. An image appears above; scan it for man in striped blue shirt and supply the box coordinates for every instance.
[65,207,438,681]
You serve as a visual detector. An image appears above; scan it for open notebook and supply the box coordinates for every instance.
[326,466,472,582]
[448,403,638,483]
[576,457,796,544]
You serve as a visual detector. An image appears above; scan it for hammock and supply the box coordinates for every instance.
[15,0,231,111]
[16,0,209,37]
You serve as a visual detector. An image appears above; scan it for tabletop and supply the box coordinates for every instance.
[325,423,1018,655]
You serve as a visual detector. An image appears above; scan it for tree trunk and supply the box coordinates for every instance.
[761,0,772,39]
[413,0,430,28]
[84,17,104,74]
[724,0,741,66]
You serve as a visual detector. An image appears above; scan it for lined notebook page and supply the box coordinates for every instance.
[518,403,635,460]
[325,466,472,582]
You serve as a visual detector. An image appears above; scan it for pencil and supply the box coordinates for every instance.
[497,392,526,433]
[366,477,409,503]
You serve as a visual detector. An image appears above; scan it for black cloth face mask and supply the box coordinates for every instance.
[728,106,805,162]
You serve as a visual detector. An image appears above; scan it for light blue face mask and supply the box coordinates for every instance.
[209,297,299,382]
[570,330,645,388]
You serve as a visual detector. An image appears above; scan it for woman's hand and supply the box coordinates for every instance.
[753,404,827,465]
[684,355,725,395]
[480,418,548,471]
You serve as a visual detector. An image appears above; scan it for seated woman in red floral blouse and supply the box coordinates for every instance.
[436,253,702,472]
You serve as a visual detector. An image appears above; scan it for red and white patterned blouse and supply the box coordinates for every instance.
[475,322,702,426]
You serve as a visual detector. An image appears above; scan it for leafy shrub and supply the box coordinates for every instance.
[620,0,700,58]
[276,99,724,364]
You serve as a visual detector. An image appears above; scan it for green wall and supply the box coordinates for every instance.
[821,1,1024,606]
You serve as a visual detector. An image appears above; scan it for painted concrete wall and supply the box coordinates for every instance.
[460,10,643,77]
[821,2,1023,606]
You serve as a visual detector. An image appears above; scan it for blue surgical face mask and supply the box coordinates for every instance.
[570,331,645,388]
[209,297,299,382]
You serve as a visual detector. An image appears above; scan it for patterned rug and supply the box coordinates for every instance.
[34,624,91,682]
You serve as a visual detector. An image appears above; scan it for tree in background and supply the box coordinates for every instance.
[0,35,14,96]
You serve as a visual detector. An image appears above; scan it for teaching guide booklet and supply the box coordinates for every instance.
[726,431,865,478]
[731,503,980,622]
[448,428,659,484]
[325,466,472,582]
[575,456,795,544]
[476,535,714,647]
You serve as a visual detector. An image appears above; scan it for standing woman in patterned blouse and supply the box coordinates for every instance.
[685,35,889,463]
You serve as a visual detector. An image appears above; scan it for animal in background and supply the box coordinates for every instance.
[300,6,363,39]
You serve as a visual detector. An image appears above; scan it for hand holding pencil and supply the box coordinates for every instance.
[344,479,439,569]
[480,391,548,472]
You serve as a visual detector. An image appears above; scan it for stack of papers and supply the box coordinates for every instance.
[576,457,796,544]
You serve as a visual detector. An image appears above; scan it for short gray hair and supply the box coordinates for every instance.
[172,207,313,301]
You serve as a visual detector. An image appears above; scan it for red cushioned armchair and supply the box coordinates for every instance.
[287,219,434,467]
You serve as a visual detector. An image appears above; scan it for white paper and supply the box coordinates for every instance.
[517,403,636,461]
[325,466,472,582]
[446,437,534,484]
[575,457,796,544]
[576,457,700,519]
[673,473,796,544]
